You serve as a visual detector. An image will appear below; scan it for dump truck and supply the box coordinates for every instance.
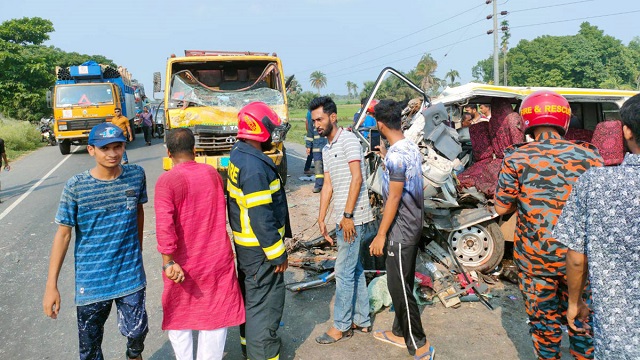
[47,60,136,155]
[155,50,290,183]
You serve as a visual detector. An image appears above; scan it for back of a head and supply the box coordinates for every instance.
[166,128,195,156]
[374,99,403,130]
[519,90,571,136]
[308,96,337,115]
[620,93,640,142]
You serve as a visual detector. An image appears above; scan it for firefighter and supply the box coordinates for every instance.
[227,101,291,360]
[494,90,602,360]
[305,109,327,193]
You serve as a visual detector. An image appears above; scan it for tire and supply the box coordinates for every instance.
[59,139,71,155]
[277,146,288,186]
[447,220,505,274]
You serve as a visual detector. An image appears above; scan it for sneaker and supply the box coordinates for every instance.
[313,187,322,193]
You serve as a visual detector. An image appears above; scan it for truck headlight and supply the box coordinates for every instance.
[58,124,67,131]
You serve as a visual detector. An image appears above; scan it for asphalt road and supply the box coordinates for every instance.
[0,137,567,359]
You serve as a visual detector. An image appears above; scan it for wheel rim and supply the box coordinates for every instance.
[448,224,495,268]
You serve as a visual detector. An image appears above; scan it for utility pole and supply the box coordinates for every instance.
[492,0,499,85]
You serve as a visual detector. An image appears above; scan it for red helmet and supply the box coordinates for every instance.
[366,99,379,114]
[519,90,571,135]
[237,102,282,142]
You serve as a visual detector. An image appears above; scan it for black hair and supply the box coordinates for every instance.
[166,128,195,156]
[360,97,368,106]
[463,104,476,112]
[115,107,121,111]
[462,112,472,120]
[308,96,338,115]
[620,93,640,141]
[374,99,404,130]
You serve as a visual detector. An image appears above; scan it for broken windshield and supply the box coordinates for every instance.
[168,70,284,109]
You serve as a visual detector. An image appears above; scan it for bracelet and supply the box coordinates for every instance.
[162,260,175,271]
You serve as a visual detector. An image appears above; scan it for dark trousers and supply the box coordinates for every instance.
[386,241,426,356]
[76,288,148,360]
[312,151,324,189]
[238,261,285,360]
[142,125,152,143]
[304,153,313,171]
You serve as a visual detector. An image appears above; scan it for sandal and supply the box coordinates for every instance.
[373,330,406,348]
[414,345,435,360]
[352,324,373,334]
[315,329,353,344]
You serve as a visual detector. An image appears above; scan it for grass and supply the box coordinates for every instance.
[0,117,43,160]
[287,104,363,145]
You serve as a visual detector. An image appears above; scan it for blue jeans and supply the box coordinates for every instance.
[333,221,375,332]
[76,288,148,360]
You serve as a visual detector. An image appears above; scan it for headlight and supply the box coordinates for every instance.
[58,124,67,131]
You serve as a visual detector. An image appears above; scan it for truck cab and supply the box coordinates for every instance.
[158,50,290,182]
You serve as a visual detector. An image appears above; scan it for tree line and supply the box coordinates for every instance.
[0,17,116,122]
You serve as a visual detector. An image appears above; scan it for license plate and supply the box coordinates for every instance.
[219,157,230,167]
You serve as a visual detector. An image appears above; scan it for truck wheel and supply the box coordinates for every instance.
[59,139,71,155]
[277,146,288,186]
[447,221,504,274]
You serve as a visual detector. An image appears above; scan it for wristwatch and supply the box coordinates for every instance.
[343,212,354,219]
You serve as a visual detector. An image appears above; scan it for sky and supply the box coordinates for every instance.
[1,0,639,96]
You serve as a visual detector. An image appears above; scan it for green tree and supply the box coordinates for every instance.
[0,17,54,45]
[309,71,327,94]
[415,54,438,92]
[445,69,460,87]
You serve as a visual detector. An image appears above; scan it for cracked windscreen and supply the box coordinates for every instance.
[168,70,284,109]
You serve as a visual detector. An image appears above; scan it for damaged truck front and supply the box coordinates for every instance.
[156,50,290,181]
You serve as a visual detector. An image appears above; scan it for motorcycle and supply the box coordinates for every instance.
[39,117,56,146]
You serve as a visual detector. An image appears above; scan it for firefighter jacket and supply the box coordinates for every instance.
[227,140,291,275]
[305,111,328,154]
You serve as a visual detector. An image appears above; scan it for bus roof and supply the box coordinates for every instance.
[434,82,639,105]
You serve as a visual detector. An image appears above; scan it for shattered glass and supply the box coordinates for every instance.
[168,70,284,109]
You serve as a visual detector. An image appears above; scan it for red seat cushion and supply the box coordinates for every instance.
[565,128,594,143]
[591,120,625,166]
[491,112,524,158]
[469,122,493,162]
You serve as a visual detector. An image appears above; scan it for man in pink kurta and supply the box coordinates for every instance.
[155,128,244,360]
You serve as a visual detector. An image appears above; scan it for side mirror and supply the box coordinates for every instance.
[285,75,295,91]
[153,72,162,93]
[46,88,52,108]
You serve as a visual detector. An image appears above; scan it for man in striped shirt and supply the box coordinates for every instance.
[43,123,148,360]
[311,96,376,344]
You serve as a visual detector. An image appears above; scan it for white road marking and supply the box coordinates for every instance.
[287,152,307,161]
[0,147,79,221]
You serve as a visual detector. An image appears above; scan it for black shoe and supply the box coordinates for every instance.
[313,187,322,193]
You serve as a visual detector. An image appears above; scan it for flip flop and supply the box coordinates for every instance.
[315,329,353,345]
[373,330,407,348]
[414,345,436,360]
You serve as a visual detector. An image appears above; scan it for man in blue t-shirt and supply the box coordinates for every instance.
[43,123,148,360]
[369,100,434,360]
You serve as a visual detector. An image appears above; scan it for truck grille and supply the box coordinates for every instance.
[66,118,107,131]
[193,125,238,153]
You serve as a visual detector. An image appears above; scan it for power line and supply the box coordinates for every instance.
[511,9,640,29]
[509,0,595,13]
[329,33,487,79]
[292,3,487,74]
[324,18,486,77]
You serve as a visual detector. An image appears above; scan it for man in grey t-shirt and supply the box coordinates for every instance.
[311,96,375,345]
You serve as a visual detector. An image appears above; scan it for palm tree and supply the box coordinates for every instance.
[345,81,356,98]
[309,71,327,94]
[352,83,358,98]
[414,54,438,92]
[445,69,460,87]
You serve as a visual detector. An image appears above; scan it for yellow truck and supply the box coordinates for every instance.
[155,50,290,182]
[47,60,136,155]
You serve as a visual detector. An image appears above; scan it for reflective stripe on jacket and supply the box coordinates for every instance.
[227,141,291,274]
